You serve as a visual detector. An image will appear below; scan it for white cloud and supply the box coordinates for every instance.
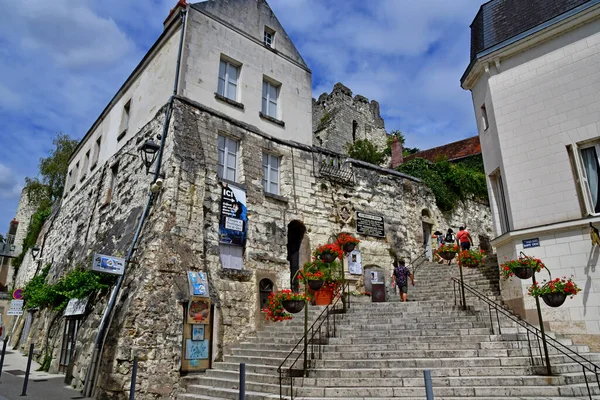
[0,164,22,200]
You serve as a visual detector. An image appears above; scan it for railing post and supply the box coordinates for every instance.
[459,264,467,310]
[0,336,8,381]
[21,343,34,396]
[423,369,434,399]
[239,363,246,400]
[129,356,138,400]
[303,297,308,377]
[533,273,552,375]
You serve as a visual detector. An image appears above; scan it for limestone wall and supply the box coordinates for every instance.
[16,97,492,399]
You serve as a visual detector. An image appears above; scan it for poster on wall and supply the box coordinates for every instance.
[187,271,210,297]
[192,325,205,341]
[219,182,248,247]
[185,339,209,360]
[348,250,362,275]
[188,297,211,324]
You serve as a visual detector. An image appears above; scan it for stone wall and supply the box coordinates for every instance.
[14,97,493,399]
[313,83,388,155]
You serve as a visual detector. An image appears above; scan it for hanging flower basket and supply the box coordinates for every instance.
[438,251,456,261]
[528,276,580,308]
[457,249,486,268]
[436,244,459,261]
[336,233,360,253]
[500,256,545,280]
[308,280,324,291]
[541,293,567,308]
[314,243,343,263]
[282,299,305,313]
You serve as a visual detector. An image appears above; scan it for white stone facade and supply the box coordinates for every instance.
[463,3,600,344]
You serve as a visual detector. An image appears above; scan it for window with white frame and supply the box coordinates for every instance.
[218,59,239,101]
[262,153,280,195]
[576,142,600,214]
[82,150,90,179]
[481,104,489,131]
[217,135,239,182]
[490,170,510,234]
[91,136,101,169]
[219,244,243,270]
[262,80,279,119]
[264,27,275,47]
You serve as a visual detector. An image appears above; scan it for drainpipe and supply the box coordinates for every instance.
[83,9,187,397]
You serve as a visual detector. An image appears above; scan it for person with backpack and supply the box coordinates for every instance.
[432,230,445,264]
[392,259,414,302]
[444,228,456,265]
[456,226,473,251]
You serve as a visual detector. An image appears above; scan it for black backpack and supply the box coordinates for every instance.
[445,232,454,243]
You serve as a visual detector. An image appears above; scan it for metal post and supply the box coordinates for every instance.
[423,369,434,399]
[129,356,138,400]
[239,363,246,400]
[303,288,308,377]
[459,264,467,310]
[342,264,347,313]
[21,343,34,396]
[533,273,552,375]
[0,336,8,380]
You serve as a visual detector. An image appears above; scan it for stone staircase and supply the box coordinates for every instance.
[179,260,600,399]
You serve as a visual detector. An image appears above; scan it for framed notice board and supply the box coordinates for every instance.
[181,300,214,372]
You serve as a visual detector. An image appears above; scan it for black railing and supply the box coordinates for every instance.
[278,282,350,400]
[409,250,429,278]
[452,277,600,399]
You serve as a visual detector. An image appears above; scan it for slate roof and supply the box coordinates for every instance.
[403,136,481,163]
[469,0,591,61]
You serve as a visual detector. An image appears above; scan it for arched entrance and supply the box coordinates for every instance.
[287,220,310,292]
[259,278,274,310]
[421,209,433,260]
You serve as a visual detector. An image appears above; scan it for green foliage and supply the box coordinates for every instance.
[396,156,488,211]
[38,353,52,372]
[22,265,117,311]
[11,208,51,270]
[347,139,384,165]
[24,133,78,210]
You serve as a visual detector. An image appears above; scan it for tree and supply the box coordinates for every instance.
[24,133,78,210]
[347,139,384,165]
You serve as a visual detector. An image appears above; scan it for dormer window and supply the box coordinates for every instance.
[264,27,275,48]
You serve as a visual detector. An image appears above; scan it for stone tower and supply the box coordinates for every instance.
[312,83,388,154]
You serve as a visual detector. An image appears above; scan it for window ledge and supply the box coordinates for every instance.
[264,192,288,203]
[264,44,279,54]
[219,178,245,189]
[117,129,127,142]
[259,112,285,127]
[215,93,244,110]
[79,174,87,183]
[90,162,98,172]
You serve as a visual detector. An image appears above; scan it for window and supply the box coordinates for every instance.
[490,170,510,234]
[352,120,358,142]
[262,153,280,195]
[81,151,90,179]
[219,244,243,270]
[264,27,275,47]
[118,100,131,141]
[73,162,80,187]
[66,170,73,193]
[259,278,274,309]
[217,135,239,182]
[262,80,279,119]
[218,60,239,101]
[576,143,600,214]
[92,136,101,168]
[481,104,489,131]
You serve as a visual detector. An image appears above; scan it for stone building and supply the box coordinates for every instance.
[461,0,600,346]
[8,1,492,399]
[312,83,388,155]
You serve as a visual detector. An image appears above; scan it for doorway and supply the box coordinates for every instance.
[422,222,432,261]
[59,317,80,373]
[287,220,310,292]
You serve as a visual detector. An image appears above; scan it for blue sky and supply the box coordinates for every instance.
[0,0,482,231]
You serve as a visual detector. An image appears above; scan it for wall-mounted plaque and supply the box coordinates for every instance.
[356,211,385,237]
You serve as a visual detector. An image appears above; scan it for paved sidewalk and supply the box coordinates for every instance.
[0,348,87,400]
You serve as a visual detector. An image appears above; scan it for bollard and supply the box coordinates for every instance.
[239,363,246,400]
[129,356,138,400]
[21,343,34,396]
[423,369,434,400]
[0,336,8,381]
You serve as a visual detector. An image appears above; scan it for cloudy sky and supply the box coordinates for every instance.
[0,0,481,231]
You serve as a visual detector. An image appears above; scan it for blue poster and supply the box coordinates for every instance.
[185,339,209,360]
[219,182,247,246]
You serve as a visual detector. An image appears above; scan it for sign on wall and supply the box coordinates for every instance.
[188,297,211,324]
[92,254,125,275]
[64,298,88,317]
[348,249,362,275]
[356,211,385,237]
[219,183,247,247]
[12,288,23,300]
[187,271,210,297]
[523,238,540,249]
[7,300,24,316]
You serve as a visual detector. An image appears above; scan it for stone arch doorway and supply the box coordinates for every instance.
[421,209,433,260]
[287,220,311,292]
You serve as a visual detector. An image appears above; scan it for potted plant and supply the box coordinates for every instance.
[528,277,581,307]
[314,243,343,263]
[457,249,486,268]
[298,259,332,291]
[336,233,360,253]
[500,256,545,280]
[262,291,294,322]
[436,243,459,261]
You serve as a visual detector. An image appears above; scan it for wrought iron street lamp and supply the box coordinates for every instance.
[139,139,160,174]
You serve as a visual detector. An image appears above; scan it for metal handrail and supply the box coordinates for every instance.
[409,250,429,278]
[278,282,350,400]
[452,277,600,399]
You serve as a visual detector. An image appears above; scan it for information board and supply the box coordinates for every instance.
[356,211,385,237]
[7,300,24,316]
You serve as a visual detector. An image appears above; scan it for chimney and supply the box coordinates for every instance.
[164,0,187,29]
[390,137,403,168]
